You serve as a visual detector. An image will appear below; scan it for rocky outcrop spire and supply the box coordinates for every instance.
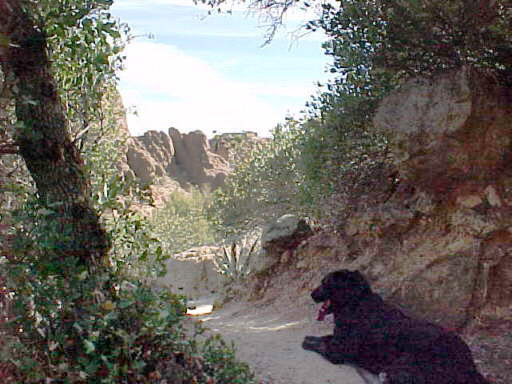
[126,130,175,184]
[168,128,229,190]
[122,128,230,191]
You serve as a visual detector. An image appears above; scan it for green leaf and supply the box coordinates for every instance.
[83,339,95,354]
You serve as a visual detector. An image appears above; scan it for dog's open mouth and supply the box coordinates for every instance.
[317,299,331,321]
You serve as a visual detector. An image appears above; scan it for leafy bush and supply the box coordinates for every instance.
[2,261,256,383]
[149,189,218,256]
[209,104,390,232]
[313,0,512,80]
[209,122,306,236]
[298,113,390,214]
[0,190,257,384]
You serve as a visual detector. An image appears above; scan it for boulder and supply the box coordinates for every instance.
[138,130,175,168]
[374,66,512,196]
[154,246,228,299]
[126,138,160,183]
[125,130,175,184]
[262,214,313,260]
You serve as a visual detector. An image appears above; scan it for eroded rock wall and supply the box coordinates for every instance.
[253,67,512,330]
[154,246,228,299]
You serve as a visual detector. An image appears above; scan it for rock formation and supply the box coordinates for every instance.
[126,131,173,184]
[367,66,512,328]
[250,66,512,330]
[261,214,313,265]
[168,128,229,190]
[120,128,265,193]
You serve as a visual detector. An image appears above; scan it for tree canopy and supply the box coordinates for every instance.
[209,0,512,234]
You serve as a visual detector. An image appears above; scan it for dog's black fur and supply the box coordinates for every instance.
[302,270,489,384]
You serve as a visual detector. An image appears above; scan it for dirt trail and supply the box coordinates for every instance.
[196,300,377,384]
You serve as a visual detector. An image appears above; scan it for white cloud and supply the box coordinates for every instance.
[118,41,307,137]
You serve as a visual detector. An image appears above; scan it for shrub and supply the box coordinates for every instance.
[0,194,257,384]
[314,0,512,81]
[216,238,259,280]
[149,189,218,256]
[208,122,307,237]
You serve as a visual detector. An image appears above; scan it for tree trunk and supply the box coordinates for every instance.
[0,0,110,266]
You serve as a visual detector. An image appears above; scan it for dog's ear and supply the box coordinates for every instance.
[348,270,371,294]
[330,270,371,305]
[330,270,369,288]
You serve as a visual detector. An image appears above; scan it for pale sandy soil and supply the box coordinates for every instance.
[195,299,380,384]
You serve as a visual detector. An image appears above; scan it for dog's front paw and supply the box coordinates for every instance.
[302,336,318,351]
[302,336,327,353]
[381,371,423,384]
[302,336,320,350]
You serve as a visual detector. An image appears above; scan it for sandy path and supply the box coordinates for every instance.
[197,301,378,384]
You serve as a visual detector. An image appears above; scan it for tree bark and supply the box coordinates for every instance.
[0,0,110,266]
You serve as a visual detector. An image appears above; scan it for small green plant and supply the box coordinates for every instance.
[216,237,258,279]
[200,335,256,383]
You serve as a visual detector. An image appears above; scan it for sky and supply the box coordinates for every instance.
[110,0,331,138]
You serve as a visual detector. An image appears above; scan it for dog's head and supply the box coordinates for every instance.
[312,270,371,320]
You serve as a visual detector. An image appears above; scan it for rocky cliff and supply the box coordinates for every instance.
[248,66,512,331]
[120,128,265,193]
[123,128,227,191]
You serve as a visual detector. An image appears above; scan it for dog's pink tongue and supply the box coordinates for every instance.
[317,300,330,321]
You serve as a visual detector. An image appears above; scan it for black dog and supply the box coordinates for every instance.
[302,270,488,384]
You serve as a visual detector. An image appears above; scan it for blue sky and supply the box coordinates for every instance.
[111,0,331,137]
